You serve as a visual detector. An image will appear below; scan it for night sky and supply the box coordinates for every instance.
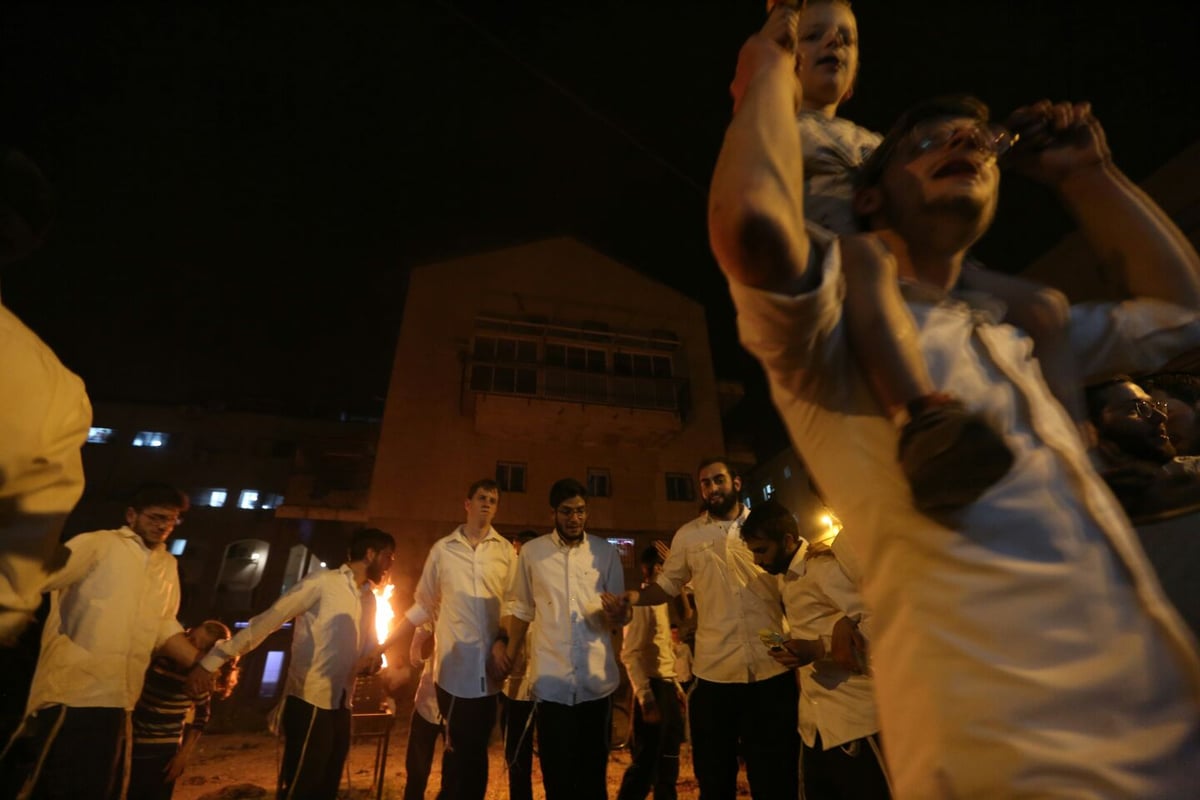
[4,2,1199,441]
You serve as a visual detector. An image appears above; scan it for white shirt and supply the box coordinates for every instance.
[621,598,675,704]
[405,525,514,699]
[27,527,183,712]
[672,640,693,684]
[728,232,1200,798]
[656,509,787,684]
[0,304,91,641]
[202,564,376,710]
[782,542,879,750]
[507,532,623,705]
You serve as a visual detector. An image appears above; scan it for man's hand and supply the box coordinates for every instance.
[184,664,215,698]
[830,616,868,674]
[164,751,190,782]
[488,639,512,682]
[639,695,662,725]
[770,638,824,669]
[730,4,801,115]
[383,662,414,692]
[356,653,383,676]
[653,540,671,564]
[1003,100,1111,189]
[601,592,631,626]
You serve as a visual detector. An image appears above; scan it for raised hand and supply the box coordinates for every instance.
[730,4,802,115]
[1002,100,1111,188]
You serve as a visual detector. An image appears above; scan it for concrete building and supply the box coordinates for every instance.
[369,237,729,588]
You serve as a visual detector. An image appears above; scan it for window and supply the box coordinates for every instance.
[194,488,228,508]
[762,484,775,501]
[496,462,526,493]
[744,497,753,510]
[472,336,539,396]
[238,490,260,510]
[606,538,636,569]
[169,539,187,556]
[260,493,285,510]
[259,650,286,698]
[87,427,115,444]
[666,473,695,502]
[132,431,169,448]
[587,468,611,498]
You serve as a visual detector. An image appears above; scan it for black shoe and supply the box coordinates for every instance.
[898,400,1014,514]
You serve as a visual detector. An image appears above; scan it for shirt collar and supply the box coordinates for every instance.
[550,530,588,550]
[118,525,155,554]
[786,539,811,580]
[452,525,505,547]
[898,278,1008,324]
[704,504,749,528]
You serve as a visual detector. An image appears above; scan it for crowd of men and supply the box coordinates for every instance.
[3,1,1200,799]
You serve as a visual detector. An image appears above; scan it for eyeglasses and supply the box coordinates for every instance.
[142,511,183,528]
[905,120,1017,160]
[556,506,587,518]
[1128,399,1169,420]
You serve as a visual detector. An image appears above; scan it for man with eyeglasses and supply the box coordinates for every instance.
[1,483,200,799]
[502,478,625,800]
[1087,376,1200,518]
[707,12,1200,798]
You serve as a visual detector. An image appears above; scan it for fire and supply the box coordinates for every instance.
[373,582,395,667]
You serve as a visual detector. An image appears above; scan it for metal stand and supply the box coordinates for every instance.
[350,710,395,800]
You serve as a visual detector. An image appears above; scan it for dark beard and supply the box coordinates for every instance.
[703,492,737,517]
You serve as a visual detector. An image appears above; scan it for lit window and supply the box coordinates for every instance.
[762,484,775,500]
[238,490,260,510]
[87,427,115,444]
[132,431,169,448]
[587,468,611,498]
[606,538,636,569]
[496,462,526,493]
[169,539,187,556]
[260,493,285,510]
[783,466,792,479]
[193,488,228,508]
[744,497,753,509]
[665,473,694,502]
[259,650,285,698]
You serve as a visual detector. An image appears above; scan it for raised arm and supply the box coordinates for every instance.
[708,5,813,293]
[1006,100,1200,308]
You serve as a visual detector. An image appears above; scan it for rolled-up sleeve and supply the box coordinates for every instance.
[404,543,440,628]
[506,549,535,623]
[1070,299,1200,383]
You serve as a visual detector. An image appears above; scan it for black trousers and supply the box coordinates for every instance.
[278,696,351,800]
[617,678,685,800]
[403,708,443,800]
[689,673,799,800]
[127,743,178,800]
[435,685,497,800]
[501,696,535,800]
[0,705,126,800]
[801,731,891,800]
[535,696,611,800]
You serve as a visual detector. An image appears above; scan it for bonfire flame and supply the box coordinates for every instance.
[373,582,395,667]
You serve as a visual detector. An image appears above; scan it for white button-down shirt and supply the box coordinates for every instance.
[0,304,91,640]
[202,564,376,710]
[728,231,1200,798]
[507,532,623,705]
[657,509,787,684]
[404,525,514,699]
[27,527,183,713]
[782,541,879,750]
[621,599,675,704]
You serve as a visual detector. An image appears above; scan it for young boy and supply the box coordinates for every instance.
[772,0,1084,514]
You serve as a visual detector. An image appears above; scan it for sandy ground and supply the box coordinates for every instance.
[171,714,736,800]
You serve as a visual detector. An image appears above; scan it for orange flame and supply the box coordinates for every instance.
[373,582,395,667]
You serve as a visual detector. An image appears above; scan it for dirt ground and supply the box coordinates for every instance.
[171,714,739,800]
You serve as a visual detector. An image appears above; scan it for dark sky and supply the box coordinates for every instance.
[3,1,1199,429]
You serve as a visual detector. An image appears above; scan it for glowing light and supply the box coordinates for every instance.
[373,583,395,667]
[319,561,327,568]
[815,509,843,543]
[250,552,261,562]
[819,514,832,527]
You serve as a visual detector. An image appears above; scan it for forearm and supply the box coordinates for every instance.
[159,632,201,668]
[633,582,672,607]
[709,57,810,292]
[505,616,530,663]
[1058,164,1200,307]
[379,616,415,658]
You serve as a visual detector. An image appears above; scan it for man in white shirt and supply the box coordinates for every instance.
[617,546,684,800]
[0,147,91,647]
[708,10,1200,797]
[504,478,625,800]
[377,479,513,800]
[500,530,540,800]
[625,458,797,800]
[186,527,395,800]
[741,500,890,799]
[1,483,198,800]
[401,623,442,800]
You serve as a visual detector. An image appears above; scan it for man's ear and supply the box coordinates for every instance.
[853,186,882,219]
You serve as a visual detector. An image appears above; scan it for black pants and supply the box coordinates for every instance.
[535,696,611,800]
[127,743,178,800]
[435,685,497,800]
[403,708,443,800]
[801,732,891,800]
[278,696,351,800]
[689,673,799,800]
[617,678,685,800]
[0,705,126,800]
[501,696,535,800]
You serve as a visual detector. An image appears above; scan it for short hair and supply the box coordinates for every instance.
[348,527,396,561]
[855,94,991,193]
[696,456,739,481]
[1142,373,1200,406]
[129,483,189,513]
[740,499,799,544]
[549,478,587,509]
[467,478,500,499]
[513,529,539,545]
[1085,375,1136,424]
[194,620,239,698]
[640,546,662,568]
